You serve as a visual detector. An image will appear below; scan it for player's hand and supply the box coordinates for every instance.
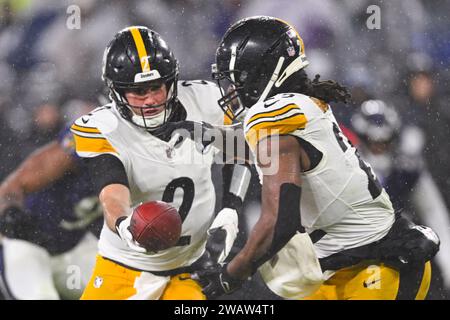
[115,215,147,253]
[0,205,33,239]
[207,208,239,264]
[192,263,243,299]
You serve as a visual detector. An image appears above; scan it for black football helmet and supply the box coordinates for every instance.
[102,26,179,130]
[212,16,309,121]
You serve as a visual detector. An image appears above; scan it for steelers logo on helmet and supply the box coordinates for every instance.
[212,16,309,122]
[102,26,179,131]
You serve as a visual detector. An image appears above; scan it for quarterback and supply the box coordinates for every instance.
[195,16,440,300]
[71,26,248,300]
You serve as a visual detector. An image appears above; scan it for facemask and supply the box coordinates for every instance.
[131,104,172,129]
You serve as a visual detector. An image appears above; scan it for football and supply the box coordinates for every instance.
[129,201,182,252]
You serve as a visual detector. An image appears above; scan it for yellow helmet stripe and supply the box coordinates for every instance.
[275,18,305,55]
[129,27,150,72]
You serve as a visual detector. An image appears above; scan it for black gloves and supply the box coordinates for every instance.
[192,263,244,299]
[0,205,34,239]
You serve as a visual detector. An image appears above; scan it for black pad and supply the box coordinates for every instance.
[84,154,129,194]
[253,183,302,271]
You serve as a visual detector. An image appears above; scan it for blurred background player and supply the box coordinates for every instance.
[195,16,440,300]
[72,26,249,300]
[0,126,102,300]
[350,99,450,298]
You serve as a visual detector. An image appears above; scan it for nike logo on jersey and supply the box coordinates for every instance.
[264,100,277,108]
[81,117,89,124]
[363,278,381,288]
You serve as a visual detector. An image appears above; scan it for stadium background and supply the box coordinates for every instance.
[0,0,449,299]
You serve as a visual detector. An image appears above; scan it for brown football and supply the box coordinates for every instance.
[129,201,182,252]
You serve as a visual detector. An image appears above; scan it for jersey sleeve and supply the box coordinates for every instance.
[243,102,307,150]
[70,116,118,158]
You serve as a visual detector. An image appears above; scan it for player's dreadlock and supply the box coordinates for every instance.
[274,69,352,104]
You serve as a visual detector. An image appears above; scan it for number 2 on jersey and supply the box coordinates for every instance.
[162,177,195,246]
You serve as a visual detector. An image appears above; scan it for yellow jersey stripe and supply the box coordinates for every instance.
[247,111,306,133]
[71,123,101,134]
[73,133,117,154]
[249,113,307,132]
[129,27,150,72]
[247,103,301,127]
[245,113,307,149]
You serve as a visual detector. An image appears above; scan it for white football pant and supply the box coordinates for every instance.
[1,232,97,300]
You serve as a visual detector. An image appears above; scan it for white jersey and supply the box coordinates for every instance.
[243,93,395,259]
[71,81,224,271]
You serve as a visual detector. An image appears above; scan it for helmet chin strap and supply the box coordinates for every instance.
[256,54,310,104]
[257,56,285,104]
[275,54,309,88]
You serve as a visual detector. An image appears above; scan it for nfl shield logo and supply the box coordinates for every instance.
[287,46,296,57]
[94,276,103,288]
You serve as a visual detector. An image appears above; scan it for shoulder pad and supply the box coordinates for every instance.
[70,108,117,157]
[178,80,221,98]
[244,94,307,150]
[177,80,224,125]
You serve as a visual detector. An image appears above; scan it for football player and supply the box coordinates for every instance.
[351,100,450,295]
[0,128,102,299]
[71,26,249,300]
[194,16,440,300]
